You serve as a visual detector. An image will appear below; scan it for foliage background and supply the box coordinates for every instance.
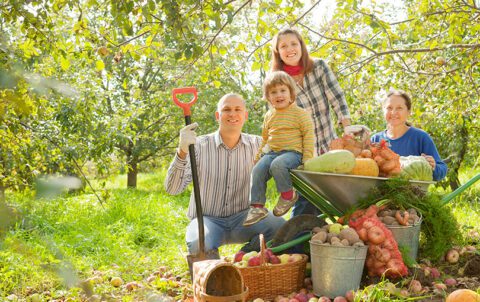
[1,0,478,191]
[0,0,479,299]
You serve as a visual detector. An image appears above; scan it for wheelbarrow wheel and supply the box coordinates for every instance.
[269,214,327,248]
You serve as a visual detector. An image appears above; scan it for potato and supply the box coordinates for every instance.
[330,236,341,244]
[341,239,350,246]
[312,227,323,234]
[339,228,360,244]
[378,210,392,217]
[407,208,417,216]
[327,232,337,242]
[312,231,327,243]
[383,216,396,225]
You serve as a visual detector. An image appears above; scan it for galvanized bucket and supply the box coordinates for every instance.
[386,216,422,261]
[309,241,367,298]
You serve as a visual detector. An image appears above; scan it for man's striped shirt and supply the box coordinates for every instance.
[164,131,261,220]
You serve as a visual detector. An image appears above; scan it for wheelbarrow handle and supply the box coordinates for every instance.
[172,87,198,117]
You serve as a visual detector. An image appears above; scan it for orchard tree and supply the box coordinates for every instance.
[295,0,479,189]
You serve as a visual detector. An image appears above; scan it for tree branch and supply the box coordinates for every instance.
[290,0,323,27]
[174,0,252,81]
[117,30,151,47]
[300,23,377,54]
[338,43,480,74]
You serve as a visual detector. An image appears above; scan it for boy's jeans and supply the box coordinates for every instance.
[250,150,302,205]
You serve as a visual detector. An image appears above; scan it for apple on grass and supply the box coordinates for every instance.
[110,276,123,287]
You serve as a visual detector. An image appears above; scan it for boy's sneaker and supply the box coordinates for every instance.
[243,206,268,226]
[273,191,299,216]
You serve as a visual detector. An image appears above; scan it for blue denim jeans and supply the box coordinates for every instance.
[250,151,302,205]
[291,194,321,217]
[185,208,285,254]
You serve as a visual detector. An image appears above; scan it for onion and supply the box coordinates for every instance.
[368,226,386,244]
[445,248,460,264]
[444,278,457,286]
[408,280,423,293]
[357,228,368,241]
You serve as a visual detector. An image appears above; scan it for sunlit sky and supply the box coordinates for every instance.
[311,0,408,24]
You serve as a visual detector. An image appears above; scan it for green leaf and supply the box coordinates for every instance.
[60,56,70,71]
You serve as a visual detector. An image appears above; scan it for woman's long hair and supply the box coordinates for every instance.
[270,28,314,73]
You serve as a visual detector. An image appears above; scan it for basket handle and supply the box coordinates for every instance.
[259,233,268,267]
[200,287,249,302]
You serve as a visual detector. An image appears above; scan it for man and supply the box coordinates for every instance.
[164,93,285,260]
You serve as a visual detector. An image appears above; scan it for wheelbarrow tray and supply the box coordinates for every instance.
[290,169,435,214]
[269,171,479,253]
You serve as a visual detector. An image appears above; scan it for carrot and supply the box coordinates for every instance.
[395,210,410,226]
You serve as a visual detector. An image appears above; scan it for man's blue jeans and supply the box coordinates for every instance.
[186,208,285,254]
[250,151,302,205]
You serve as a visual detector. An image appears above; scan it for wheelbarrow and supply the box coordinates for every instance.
[268,170,480,253]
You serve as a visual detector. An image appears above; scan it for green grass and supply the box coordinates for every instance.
[0,169,478,300]
[1,170,191,299]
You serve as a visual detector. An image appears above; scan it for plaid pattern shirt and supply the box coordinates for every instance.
[164,131,261,220]
[295,59,350,155]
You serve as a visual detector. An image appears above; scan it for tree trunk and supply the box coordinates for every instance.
[127,159,138,188]
[0,185,5,203]
[449,116,468,191]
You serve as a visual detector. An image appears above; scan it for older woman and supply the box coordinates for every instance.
[371,89,447,181]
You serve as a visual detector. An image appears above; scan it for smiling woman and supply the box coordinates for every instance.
[370,89,448,181]
[269,28,352,217]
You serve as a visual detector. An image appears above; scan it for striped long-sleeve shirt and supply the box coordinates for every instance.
[294,59,351,155]
[257,103,314,163]
[164,131,261,220]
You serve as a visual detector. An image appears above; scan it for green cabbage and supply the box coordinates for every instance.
[399,156,433,181]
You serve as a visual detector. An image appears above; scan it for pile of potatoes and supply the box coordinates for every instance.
[311,223,365,247]
[377,208,421,226]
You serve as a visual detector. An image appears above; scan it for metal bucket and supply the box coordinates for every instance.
[386,217,422,261]
[309,241,367,298]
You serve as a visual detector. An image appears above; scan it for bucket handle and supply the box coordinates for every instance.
[200,287,249,302]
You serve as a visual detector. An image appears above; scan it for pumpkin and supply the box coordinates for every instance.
[351,158,379,177]
[304,150,356,174]
[445,289,480,302]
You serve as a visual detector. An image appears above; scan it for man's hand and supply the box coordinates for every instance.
[179,123,198,156]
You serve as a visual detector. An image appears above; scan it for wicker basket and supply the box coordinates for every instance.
[193,259,248,302]
[237,234,308,301]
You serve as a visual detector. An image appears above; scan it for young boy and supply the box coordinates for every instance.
[243,71,314,226]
